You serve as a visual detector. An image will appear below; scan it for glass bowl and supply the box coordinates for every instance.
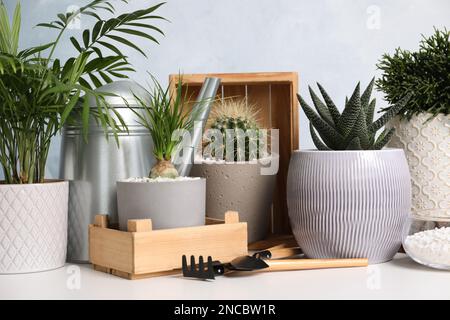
[403,216,450,270]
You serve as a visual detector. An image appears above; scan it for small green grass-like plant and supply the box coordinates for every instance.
[297,79,412,150]
[131,77,195,179]
[0,1,166,183]
[377,28,450,119]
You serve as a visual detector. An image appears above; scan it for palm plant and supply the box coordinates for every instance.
[297,78,412,150]
[130,77,195,179]
[0,0,166,183]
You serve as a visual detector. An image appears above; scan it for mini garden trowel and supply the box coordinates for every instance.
[181,254,368,280]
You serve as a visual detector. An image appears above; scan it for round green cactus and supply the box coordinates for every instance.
[206,98,262,161]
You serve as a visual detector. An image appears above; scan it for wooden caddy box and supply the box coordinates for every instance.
[89,211,248,279]
[169,72,299,234]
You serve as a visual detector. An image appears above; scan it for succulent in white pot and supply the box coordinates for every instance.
[377,28,450,219]
[289,79,412,264]
[117,78,206,230]
[191,98,277,243]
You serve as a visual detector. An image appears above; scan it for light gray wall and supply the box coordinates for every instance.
[4,0,450,178]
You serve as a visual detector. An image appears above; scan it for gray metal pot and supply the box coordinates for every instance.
[60,81,153,262]
[60,79,220,262]
[287,149,411,264]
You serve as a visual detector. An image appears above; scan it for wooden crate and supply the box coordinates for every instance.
[169,72,299,234]
[89,211,248,279]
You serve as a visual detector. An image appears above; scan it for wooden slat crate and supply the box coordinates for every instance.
[169,72,299,234]
[89,211,248,279]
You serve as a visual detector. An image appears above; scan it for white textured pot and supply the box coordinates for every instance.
[287,149,411,264]
[191,160,276,243]
[0,181,68,273]
[117,178,205,230]
[387,113,450,218]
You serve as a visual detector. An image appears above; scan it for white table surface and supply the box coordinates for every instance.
[1,254,449,300]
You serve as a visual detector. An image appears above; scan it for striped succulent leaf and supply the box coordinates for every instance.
[308,86,334,126]
[297,94,343,148]
[346,136,361,150]
[373,127,395,150]
[309,124,330,150]
[366,98,376,127]
[337,83,361,137]
[369,92,413,133]
[350,108,370,149]
[360,77,375,112]
[316,83,341,124]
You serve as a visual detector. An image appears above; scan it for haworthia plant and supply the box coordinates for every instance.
[298,78,412,150]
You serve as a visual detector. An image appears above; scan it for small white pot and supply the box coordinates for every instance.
[0,181,68,273]
[117,178,206,230]
[387,113,450,218]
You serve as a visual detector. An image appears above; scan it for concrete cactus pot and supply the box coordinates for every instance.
[0,181,68,273]
[117,178,206,230]
[191,160,276,243]
[287,149,411,264]
[387,113,450,218]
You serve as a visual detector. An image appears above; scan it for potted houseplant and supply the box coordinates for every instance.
[289,79,412,263]
[377,28,450,219]
[190,98,277,243]
[116,78,206,230]
[0,0,165,273]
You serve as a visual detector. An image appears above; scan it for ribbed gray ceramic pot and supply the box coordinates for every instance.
[117,178,206,230]
[287,149,411,264]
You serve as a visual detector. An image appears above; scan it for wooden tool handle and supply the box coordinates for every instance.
[269,247,302,259]
[265,258,368,271]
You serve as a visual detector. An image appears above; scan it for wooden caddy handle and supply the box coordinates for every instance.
[265,258,369,271]
[268,247,302,259]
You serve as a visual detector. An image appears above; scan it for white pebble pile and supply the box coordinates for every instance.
[122,176,201,183]
[404,227,450,267]
[195,155,274,165]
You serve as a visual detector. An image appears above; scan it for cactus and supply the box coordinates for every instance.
[206,98,261,161]
[297,78,412,150]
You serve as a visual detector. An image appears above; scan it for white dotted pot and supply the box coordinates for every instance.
[0,181,68,273]
[387,113,450,218]
[287,149,411,264]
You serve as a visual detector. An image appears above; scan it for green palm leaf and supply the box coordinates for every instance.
[0,0,166,183]
[105,34,147,57]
